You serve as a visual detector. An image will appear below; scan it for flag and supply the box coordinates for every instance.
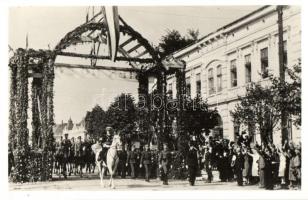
[26,33,28,49]
[85,6,90,23]
[103,6,120,62]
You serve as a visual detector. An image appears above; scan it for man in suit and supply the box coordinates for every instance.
[234,147,245,186]
[159,143,172,185]
[127,145,137,178]
[186,142,199,186]
[140,144,152,182]
[203,146,213,183]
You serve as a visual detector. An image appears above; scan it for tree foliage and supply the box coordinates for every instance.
[85,105,106,140]
[231,83,279,144]
[105,93,137,134]
[231,60,301,144]
[158,29,199,58]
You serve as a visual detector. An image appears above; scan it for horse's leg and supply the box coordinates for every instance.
[98,163,103,186]
[101,164,106,187]
[108,164,113,188]
[113,158,119,177]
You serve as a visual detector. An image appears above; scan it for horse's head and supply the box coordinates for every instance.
[111,134,122,150]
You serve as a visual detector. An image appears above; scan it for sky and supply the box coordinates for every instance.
[9,6,261,124]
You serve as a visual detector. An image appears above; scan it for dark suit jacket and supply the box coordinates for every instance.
[234,153,245,173]
[186,148,198,167]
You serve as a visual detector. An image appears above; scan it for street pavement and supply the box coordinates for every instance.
[10,172,261,191]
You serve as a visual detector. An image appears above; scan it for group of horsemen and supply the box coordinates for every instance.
[54,127,173,185]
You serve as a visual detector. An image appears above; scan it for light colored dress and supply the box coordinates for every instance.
[251,153,259,177]
[278,153,286,177]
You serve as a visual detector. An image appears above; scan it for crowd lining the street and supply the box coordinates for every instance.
[9,129,301,190]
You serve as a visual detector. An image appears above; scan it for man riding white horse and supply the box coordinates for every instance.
[92,127,122,188]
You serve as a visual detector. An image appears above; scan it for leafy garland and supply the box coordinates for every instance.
[9,49,56,183]
[9,55,18,150]
[10,48,30,183]
[45,52,56,181]
[175,68,187,153]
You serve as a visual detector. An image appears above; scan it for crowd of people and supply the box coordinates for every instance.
[191,129,302,190]
[50,128,301,190]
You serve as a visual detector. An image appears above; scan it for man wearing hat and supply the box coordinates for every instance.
[140,144,152,182]
[186,141,199,186]
[61,133,72,179]
[83,134,94,174]
[203,146,213,183]
[159,143,172,185]
[100,127,113,167]
[74,136,84,177]
[127,145,137,179]
[118,144,128,178]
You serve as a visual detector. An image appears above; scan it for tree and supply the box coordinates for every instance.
[182,96,218,134]
[169,96,219,153]
[158,29,199,58]
[231,83,280,144]
[105,94,137,139]
[231,61,301,144]
[270,61,301,127]
[85,105,106,140]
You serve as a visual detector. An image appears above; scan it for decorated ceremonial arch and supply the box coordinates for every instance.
[9,6,186,183]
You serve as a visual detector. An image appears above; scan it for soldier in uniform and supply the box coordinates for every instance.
[159,143,172,185]
[83,134,93,174]
[118,144,128,178]
[101,127,113,166]
[186,141,199,186]
[74,136,83,177]
[140,144,152,182]
[150,148,159,179]
[126,145,137,179]
[68,137,75,176]
[61,133,72,179]
[54,136,63,175]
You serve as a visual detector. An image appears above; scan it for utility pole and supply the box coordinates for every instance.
[277,5,288,145]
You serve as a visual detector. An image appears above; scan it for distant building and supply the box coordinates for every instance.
[167,6,301,145]
[53,118,86,141]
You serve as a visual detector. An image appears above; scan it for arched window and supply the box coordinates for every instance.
[230,59,237,87]
[208,68,215,95]
[217,65,222,92]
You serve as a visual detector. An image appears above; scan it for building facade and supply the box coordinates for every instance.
[167,6,301,144]
[53,118,86,141]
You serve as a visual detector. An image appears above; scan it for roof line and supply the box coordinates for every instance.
[170,5,271,57]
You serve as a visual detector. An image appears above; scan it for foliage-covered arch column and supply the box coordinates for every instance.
[156,65,167,149]
[175,63,187,152]
[40,51,56,181]
[9,48,30,182]
[137,72,151,144]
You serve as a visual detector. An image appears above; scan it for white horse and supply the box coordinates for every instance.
[93,135,122,189]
